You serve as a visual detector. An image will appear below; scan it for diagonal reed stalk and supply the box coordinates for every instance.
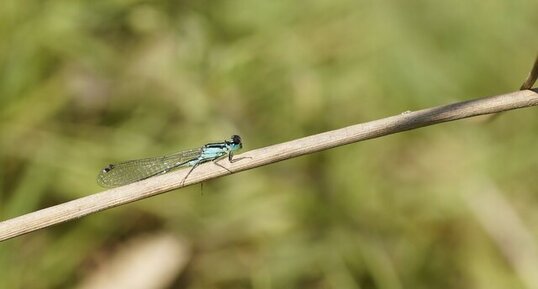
[0,61,537,241]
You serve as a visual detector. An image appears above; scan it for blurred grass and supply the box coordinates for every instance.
[1,0,538,288]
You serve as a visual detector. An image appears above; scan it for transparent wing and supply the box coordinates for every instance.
[97,148,202,188]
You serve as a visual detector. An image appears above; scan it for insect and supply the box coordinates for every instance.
[97,135,243,188]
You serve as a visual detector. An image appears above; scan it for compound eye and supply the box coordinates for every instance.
[231,135,242,145]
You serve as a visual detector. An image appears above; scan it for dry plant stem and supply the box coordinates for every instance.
[520,53,538,90]
[485,54,537,122]
[0,89,537,241]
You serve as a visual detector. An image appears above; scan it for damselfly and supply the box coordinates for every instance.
[97,135,243,188]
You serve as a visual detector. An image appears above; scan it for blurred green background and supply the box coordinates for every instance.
[1,0,538,288]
